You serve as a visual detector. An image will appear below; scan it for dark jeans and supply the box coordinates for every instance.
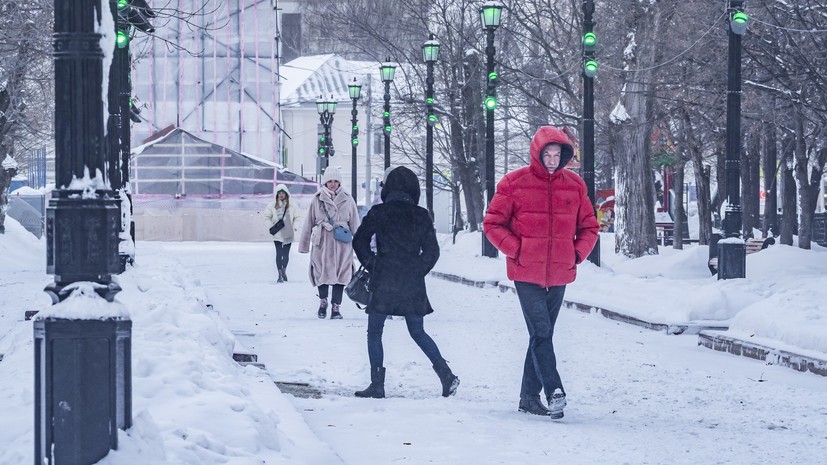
[514,281,567,400]
[366,313,443,369]
[273,241,291,270]
[318,284,344,305]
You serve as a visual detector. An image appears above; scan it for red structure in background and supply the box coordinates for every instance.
[596,188,614,232]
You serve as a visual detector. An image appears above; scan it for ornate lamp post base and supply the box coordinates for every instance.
[34,317,132,464]
[45,192,121,301]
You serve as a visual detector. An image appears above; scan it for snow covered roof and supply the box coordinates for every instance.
[281,54,383,107]
[129,127,317,197]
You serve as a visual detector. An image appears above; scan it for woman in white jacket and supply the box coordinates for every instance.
[264,183,301,282]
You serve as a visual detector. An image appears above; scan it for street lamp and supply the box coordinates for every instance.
[112,0,153,271]
[36,1,132,463]
[348,78,362,199]
[316,94,337,176]
[719,0,749,280]
[583,0,599,266]
[379,59,396,169]
[423,34,440,219]
[480,1,503,258]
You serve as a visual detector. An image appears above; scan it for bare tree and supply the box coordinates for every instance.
[0,0,54,231]
[745,0,827,249]
[605,0,682,257]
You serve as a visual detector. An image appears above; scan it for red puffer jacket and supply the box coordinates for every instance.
[483,126,599,287]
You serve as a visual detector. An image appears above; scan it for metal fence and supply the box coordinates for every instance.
[7,194,46,238]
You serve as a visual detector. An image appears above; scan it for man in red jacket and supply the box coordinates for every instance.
[483,126,599,419]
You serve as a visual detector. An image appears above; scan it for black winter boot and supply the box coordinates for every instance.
[355,367,385,398]
[281,267,288,282]
[330,303,343,319]
[432,359,460,397]
[518,396,551,416]
[317,298,328,319]
[277,267,285,283]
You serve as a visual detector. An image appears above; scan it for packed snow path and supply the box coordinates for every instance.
[152,241,827,465]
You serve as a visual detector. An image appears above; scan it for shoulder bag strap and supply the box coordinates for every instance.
[319,200,335,224]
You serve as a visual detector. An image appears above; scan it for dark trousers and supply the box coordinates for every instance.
[514,281,567,400]
[318,284,344,305]
[366,313,443,369]
[273,241,291,270]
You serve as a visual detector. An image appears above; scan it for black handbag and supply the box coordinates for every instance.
[345,266,371,308]
[269,209,287,235]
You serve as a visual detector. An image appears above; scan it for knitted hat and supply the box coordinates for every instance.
[321,166,343,185]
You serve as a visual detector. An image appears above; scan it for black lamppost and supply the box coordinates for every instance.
[36,1,132,463]
[583,0,600,266]
[423,34,440,219]
[112,0,153,271]
[348,78,362,199]
[316,95,337,176]
[480,1,503,258]
[379,59,397,170]
[719,0,749,280]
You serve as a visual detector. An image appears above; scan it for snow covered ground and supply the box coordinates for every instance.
[1,217,826,464]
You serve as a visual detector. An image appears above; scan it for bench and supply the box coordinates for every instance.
[708,236,774,273]
[745,237,774,253]
[656,222,698,246]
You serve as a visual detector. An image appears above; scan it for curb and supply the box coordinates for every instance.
[563,301,728,335]
[429,272,727,335]
[429,271,498,289]
[698,331,827,377]
[430,270,827,377]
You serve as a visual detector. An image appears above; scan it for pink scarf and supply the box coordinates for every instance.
[321,185,340,199]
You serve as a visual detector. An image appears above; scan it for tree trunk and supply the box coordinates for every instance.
[609,2,665,257]
[779,133,796,245]
[447,114,482,233]
[672,163,686,249]
[0,164,11,234]
[610,119,658,257]
[741,129,761,238]
[445,54,485,233]
[793,114,813,249]
[460,52,485,232]
[761,121,778,238]
[712,137,726,229]
[695,164,713,245]
[681,106,712,245]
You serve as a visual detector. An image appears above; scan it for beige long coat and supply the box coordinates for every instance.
[298,188,360,286]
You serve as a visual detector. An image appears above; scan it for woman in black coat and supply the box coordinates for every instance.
[351,166,459,399]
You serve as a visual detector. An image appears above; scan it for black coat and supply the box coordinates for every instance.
[352,168,439,316]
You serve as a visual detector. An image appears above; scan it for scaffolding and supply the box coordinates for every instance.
[130,0,288,162]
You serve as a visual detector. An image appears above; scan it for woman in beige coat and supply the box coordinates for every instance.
[264,183,301,283]
[298,167,360,319]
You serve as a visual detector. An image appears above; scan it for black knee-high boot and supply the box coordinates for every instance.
[355,367,385,398]
[432,359,460,397]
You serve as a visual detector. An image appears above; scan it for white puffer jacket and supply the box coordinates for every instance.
[263,184,301,243]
